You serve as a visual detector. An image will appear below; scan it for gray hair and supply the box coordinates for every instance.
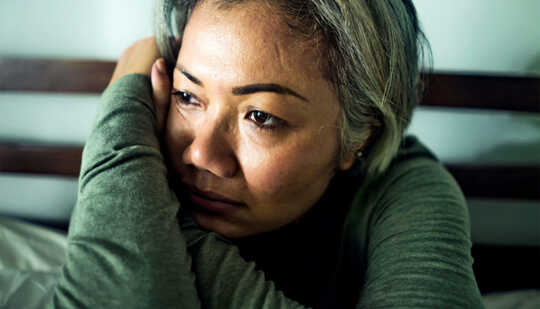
[154,0,430,175]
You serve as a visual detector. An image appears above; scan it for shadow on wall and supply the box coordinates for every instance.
[527,52,540,76]
[468,115,540,165]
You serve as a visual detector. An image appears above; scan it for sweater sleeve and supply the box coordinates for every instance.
[49,74,201,308]
[48,74,307,309]
[354,157,485,308]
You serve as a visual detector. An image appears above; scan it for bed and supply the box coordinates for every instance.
[0,58,539,307]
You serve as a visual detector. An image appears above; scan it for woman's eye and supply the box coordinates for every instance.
[246,110,284,130]
[172,90,200,106]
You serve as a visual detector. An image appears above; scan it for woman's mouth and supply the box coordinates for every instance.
[184,185,244,214]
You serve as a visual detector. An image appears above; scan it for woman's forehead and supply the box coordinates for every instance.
[179,0,325,88]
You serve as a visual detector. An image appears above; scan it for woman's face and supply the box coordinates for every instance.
[165,1,354,238]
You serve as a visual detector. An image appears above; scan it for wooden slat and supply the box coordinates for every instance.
[447,164,540,200]
[1,143,539,200]
[0,144,82,177]
[0,59,115,93]
[1,58,540,112]
[472,243,540,294]
[422,73,540,113]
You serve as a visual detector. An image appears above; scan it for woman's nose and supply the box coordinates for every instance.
[182,118,238,178]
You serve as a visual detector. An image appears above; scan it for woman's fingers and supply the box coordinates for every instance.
[109,37,161,86]
[151,58,171,133]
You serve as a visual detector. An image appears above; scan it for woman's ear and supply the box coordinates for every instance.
[338,123,378,171]
[338,152,356,171]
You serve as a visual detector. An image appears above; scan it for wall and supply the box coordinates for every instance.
[1,0,539,244]
[0,0,154,60]
[415,0,540,76]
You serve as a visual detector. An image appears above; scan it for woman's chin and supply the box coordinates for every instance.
[190,209,252,239]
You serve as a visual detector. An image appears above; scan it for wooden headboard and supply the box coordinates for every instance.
[1,58,539,293]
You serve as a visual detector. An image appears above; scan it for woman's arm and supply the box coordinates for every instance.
[179,217,308,308]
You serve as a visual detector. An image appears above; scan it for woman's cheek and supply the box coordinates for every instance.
[240,142,313,201]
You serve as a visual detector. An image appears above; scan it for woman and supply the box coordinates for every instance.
[50,0,484,308]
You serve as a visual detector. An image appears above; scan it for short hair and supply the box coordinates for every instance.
[154,0,430,175]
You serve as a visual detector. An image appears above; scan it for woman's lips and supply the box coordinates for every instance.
[185,185,244,214]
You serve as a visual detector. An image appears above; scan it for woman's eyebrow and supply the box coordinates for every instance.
[176,65,203,86]
[232,84,308,102]
[176,65,307,102]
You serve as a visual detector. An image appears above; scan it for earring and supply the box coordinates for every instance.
[355,150,363,158]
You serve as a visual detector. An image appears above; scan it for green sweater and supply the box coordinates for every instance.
[49,74,484,308]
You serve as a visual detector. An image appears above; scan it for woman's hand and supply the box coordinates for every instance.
[109,37,171,133]
[151,57,171,135]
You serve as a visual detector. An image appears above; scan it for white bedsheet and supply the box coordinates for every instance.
[0,217,66,308]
